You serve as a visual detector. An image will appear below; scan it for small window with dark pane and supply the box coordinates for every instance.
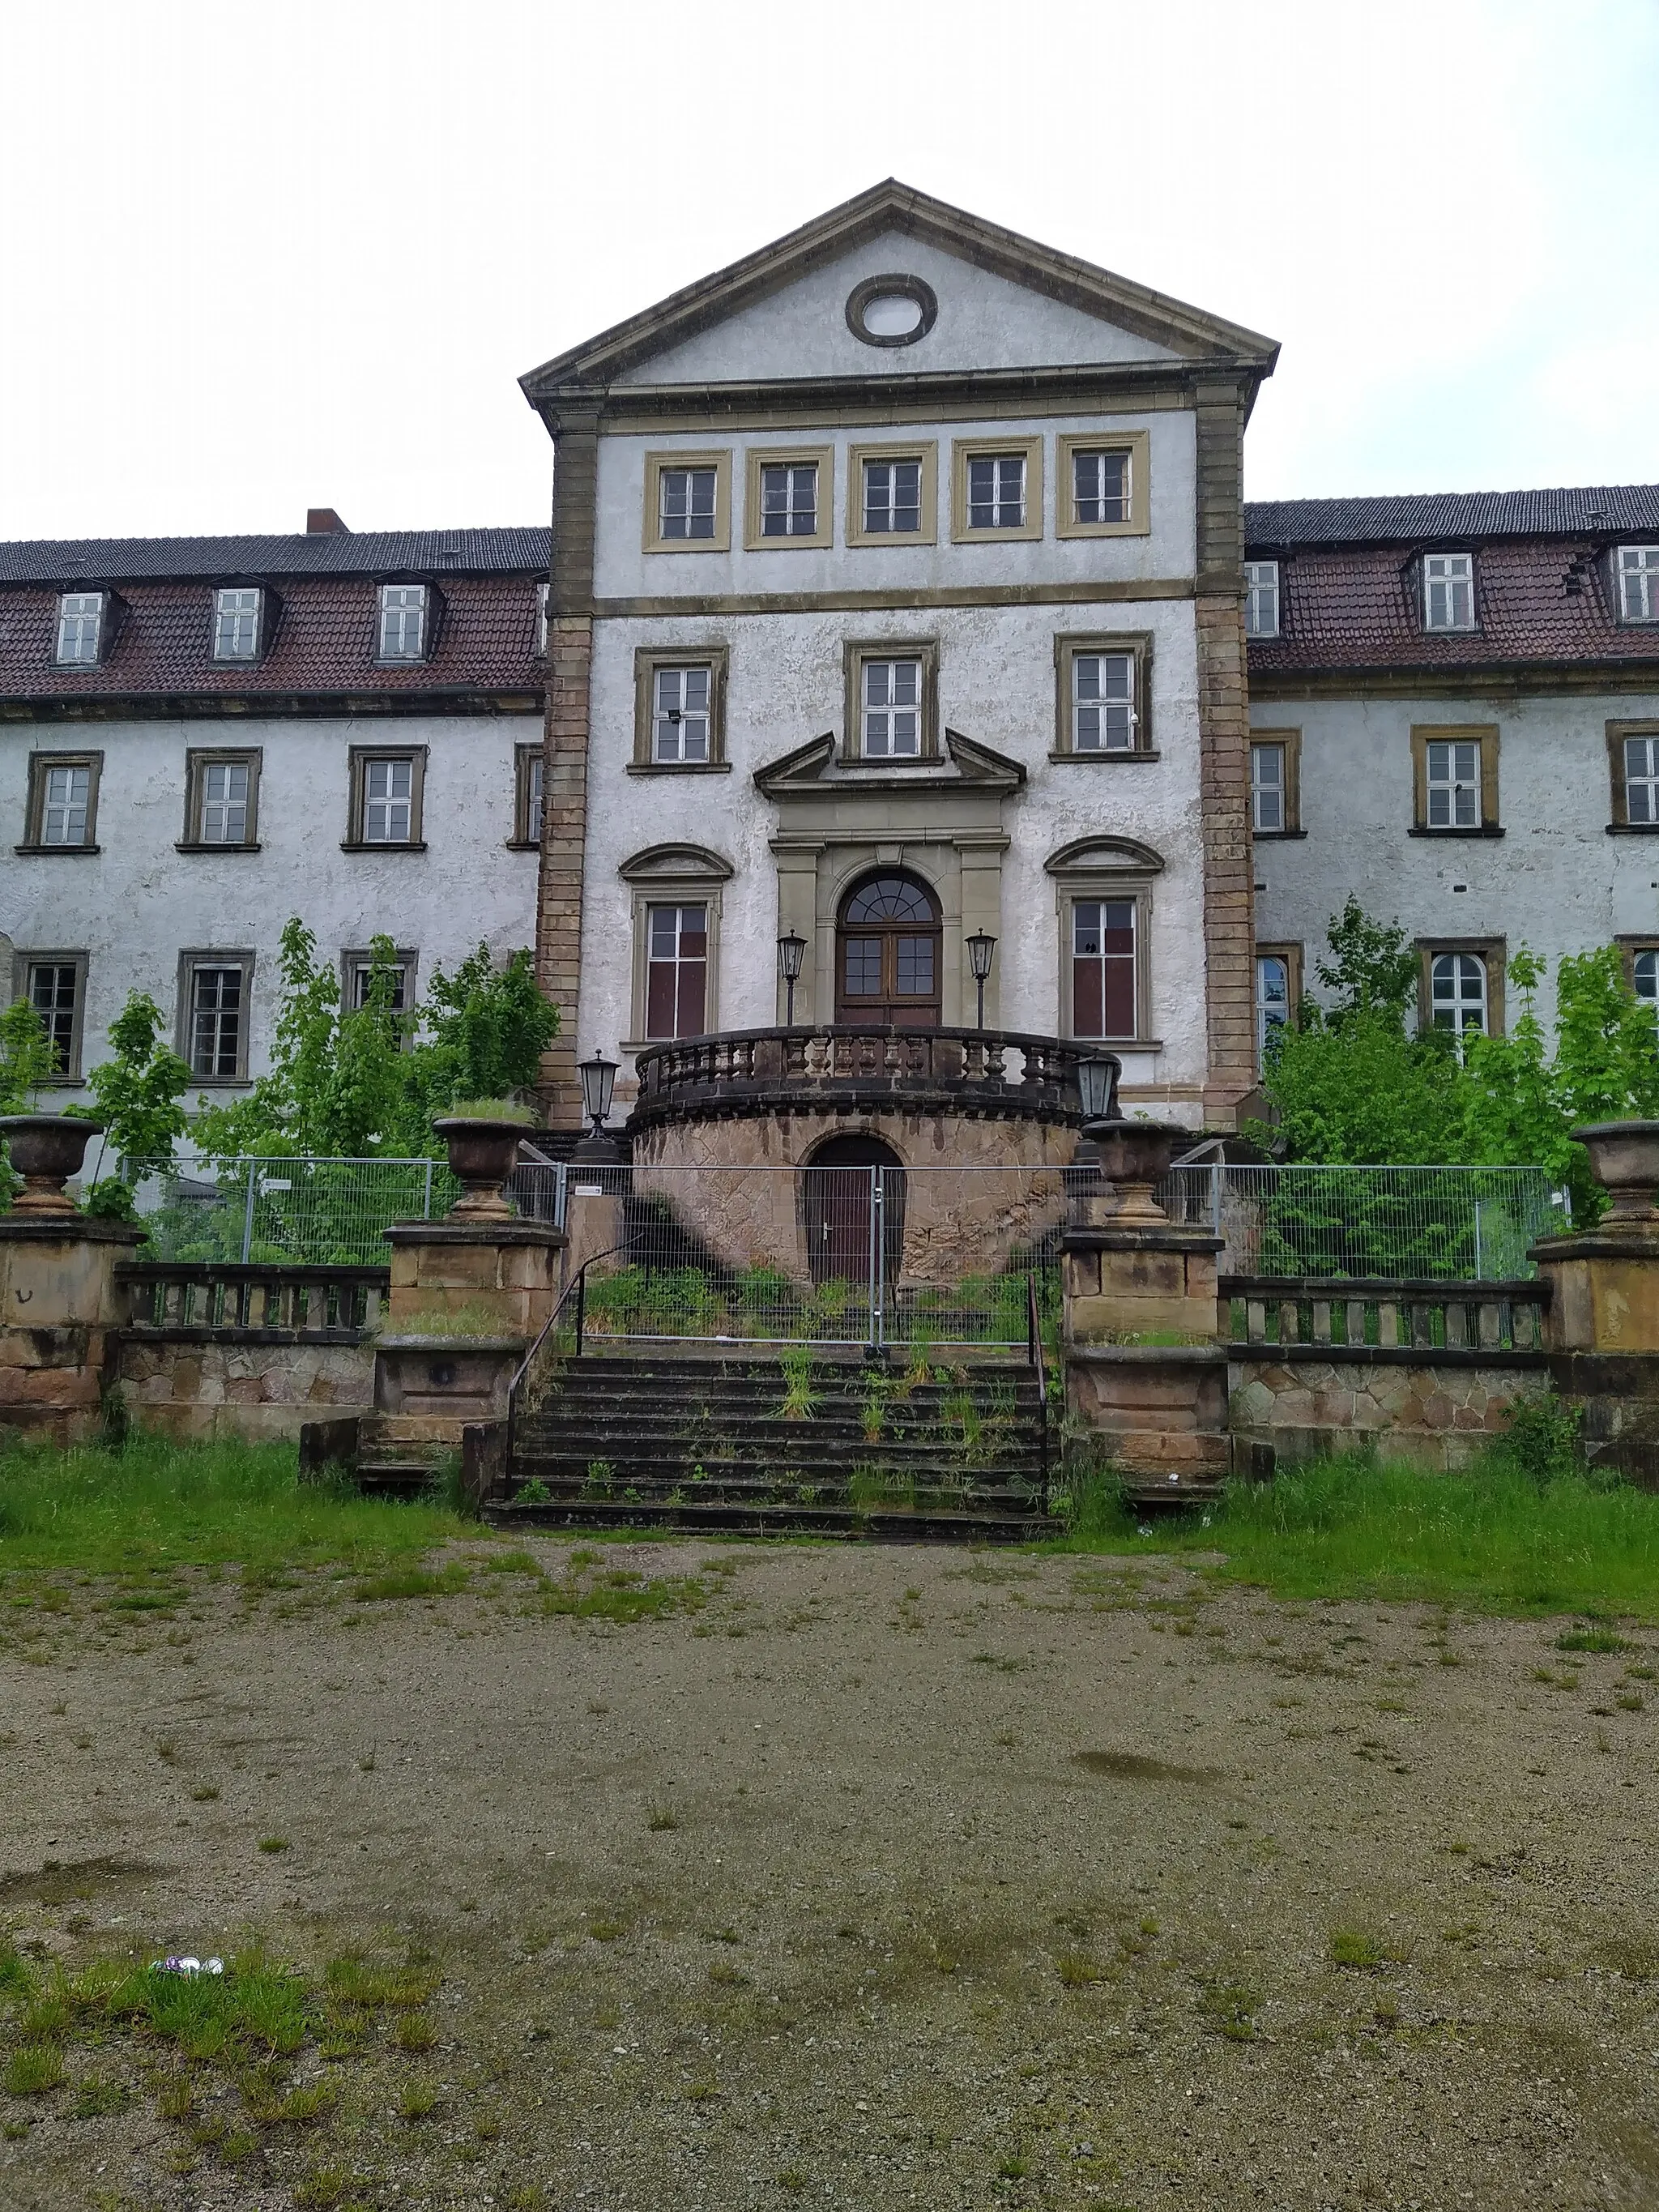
[653,665,712,763]
[1072,900,1137,1040]
[863,457,921,535]
[28,960,82,1078]
[189,964,245,1080]
[660,468,718,541]
[645,904,708,1039]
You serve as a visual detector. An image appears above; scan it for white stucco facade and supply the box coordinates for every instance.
[0,708,540,1101]
[1251,685,1659,1036]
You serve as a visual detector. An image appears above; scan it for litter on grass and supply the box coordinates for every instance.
[151,1956,224,1975]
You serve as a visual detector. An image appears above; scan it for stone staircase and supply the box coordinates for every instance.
[490,1350,1055,1541]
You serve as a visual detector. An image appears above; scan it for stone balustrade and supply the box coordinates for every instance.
[118,1262,388,1342]
[1221,1276,1550,1356]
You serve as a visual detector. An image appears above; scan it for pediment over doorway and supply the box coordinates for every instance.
[1044,834,1165,877]
[753,727,1026,801]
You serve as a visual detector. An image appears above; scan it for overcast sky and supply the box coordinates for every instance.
[2,0,1655,541]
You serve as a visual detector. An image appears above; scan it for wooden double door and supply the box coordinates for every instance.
[834,871,941,1028]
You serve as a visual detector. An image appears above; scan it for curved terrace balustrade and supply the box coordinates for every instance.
[629,1024,1095,1129]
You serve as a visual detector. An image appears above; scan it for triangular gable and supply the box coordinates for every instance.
[753,728,1026,800]
[522,180,1277,400]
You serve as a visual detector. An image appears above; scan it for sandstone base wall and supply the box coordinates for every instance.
[1229,1355,1549,1472]
[117,1339,375,1442]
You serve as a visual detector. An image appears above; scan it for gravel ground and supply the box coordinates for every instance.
[2,1537,1659,2212]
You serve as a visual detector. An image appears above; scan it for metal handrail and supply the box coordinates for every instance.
[505,1231,644,1466]
[1027,1271,1050,1512]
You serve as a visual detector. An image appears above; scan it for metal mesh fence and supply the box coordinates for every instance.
[1157,1162,1564,1280]
[577,1163,1066,1347]
[121,1155,565,1266]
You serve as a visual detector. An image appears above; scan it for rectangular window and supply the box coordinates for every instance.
[1251,743,1285,832]
[55,591,105,666]
[347,952,415,1016]
[653,665,712,763]
[863,457,922,535]
[1422,553,1475,632]
[1071,448,1130,527]
[1244,561,1281,638]
[363,758,413,843]
[644,903,708,1040]
[1618,545,1659,624]
[1072,652,1137,752]
[189,964,245,1080]
[1627,736,1659,825]
[661,467,718,541]
[760,462,817,538]
[535,583,549,657]
[1071,901,1137,1040]
[513,745,544,846]
[861,658,923,758]
[28,960,82,1078]
[212,587,264,661]
[377,584,429,661]
[968,454,1026,531]
[198,760,249,843]
[1427,739,1481,829]
[40,762,92,845]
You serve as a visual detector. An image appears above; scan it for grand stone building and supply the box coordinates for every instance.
[2,182,1657,1158]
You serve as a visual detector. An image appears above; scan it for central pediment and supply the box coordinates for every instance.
[753,727,1026,801]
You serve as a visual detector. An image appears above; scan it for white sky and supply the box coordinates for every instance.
[2,0,1656,541]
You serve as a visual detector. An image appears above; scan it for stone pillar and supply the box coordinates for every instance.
[1532,1121,1659,1484]
[0,1216,145,1446]
[1061,1185,1229,1501]
[373,1218,569,1429]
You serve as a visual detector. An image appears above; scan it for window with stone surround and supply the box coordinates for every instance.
[182,750,261,849]
[1052,634,1153,758]
[1070,900,1138,1040]
[742,447,831,550]
[1607,723,1659,829]
[343,947,418,1034]
[1410,725,1499,834]
[1046,836,1163,1048]
[21,752,102,852]
[513,744,544,847]
[620,843,731,1043]
[345,748,426,849]
[842,640,939,762]
[631,646,728,771]
[1056,432,1149,538]
[644,904,709,1040]
[18,953,88,1080]
[1417,937,1505,1048]
[643,451,731,553]
[178,951,254,1083]
[951,436,1043,543]
[1250,731,1301,834]
[847,442,936,547]
[1255,944,1301,1063]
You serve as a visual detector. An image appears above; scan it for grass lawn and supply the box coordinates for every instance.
[1056,1450,1659,1621]
[0,1432,468,1582]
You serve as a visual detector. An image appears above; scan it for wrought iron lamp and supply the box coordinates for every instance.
[1073,1053,1123,1167]
[777,930,807,1027]
[966,930,996,1029]
[573,1050,621,1164]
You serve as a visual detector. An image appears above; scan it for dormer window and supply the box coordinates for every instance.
[1617,544,1659,624]
[378,583,429,661]
[1422,553,1475,632]
[55,591,107,666]
[1244,561,1281,638]
[212,586,265,661]
[535,583,549,656]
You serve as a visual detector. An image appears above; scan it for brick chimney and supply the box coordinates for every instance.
[305,507,350,535]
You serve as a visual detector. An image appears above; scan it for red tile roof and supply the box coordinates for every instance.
[1244,505,1659,678]
[0,567,547,707]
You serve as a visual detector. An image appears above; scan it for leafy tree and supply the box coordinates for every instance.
[0,996,60,1209]
[192,919,557,1163]
[1314,896,1419,1025]
[73,993,194,1220]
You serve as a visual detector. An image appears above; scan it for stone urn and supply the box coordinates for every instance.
[1089,1119,1186,1225]
[0,1113,104,1216]
[1573,1121,1659,1225]
[433,1117,527,1220]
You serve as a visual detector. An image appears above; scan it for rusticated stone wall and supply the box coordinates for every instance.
[1228,1353,1549,1472]
[629,1108,1073,1290]
[117,1339,374,1442]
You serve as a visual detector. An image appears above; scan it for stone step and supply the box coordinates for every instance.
[510,1456,1042,1492]
[485,1496,1050,1543]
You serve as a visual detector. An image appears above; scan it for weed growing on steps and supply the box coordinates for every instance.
[778,1344,819,1421]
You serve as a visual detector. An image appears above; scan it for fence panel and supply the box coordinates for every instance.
[576,1162,1066,1348]
[1158,1163,1563,1280]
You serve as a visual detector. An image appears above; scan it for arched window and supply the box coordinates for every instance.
[835,871,941,1028]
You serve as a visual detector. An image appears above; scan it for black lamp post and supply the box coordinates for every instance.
[777,930,807,1027]
[573,1050,621,1164]
[1073,1053,1123,1167]
[966,930,996,1029]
